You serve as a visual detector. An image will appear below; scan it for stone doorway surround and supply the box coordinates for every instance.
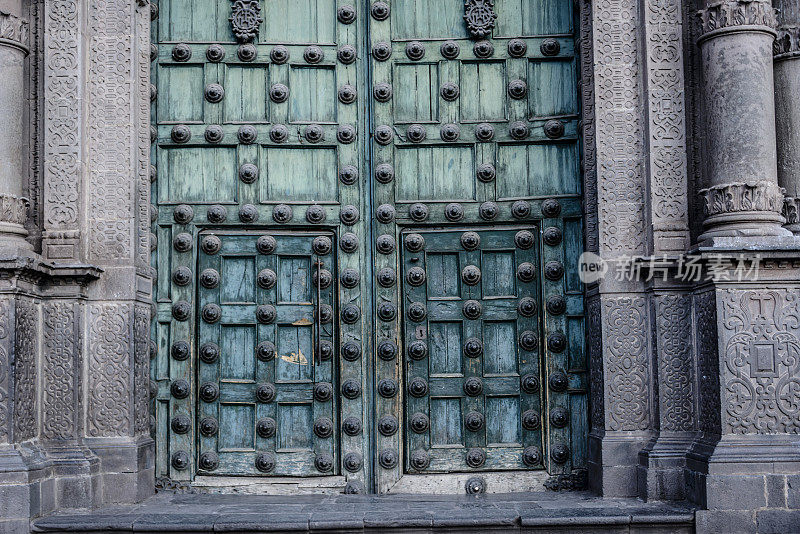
[0,0,797,533]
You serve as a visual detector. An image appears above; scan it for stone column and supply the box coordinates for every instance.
[774,0,800,233]
[0,5,31,252]
[696,0,791,241]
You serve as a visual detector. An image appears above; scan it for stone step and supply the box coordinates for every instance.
[32,492,695,534]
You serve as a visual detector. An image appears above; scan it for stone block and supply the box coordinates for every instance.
[756,510,800,534]
[137,467,155,501]
[27,479,41,518]
[766,475,787,509]
[599,465,640,497]
[56,475,95,510]
[0,518,30,534]
[788,475,800,509]
[40,476,55,517]
[0,484,30,519]
[706,474,767,511]
[601,435,651,466]
[696,509,757,534]
[102,471,141,505]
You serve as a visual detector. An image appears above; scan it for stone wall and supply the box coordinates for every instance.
[0,1,154,532]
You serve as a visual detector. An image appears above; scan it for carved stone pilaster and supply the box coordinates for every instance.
[587,0,655,499]
[696,0,792,241]
[79,0,155,507]
[42,0,82,260]
[644,0,690,253]
[774,0,800,234]
[637,288,699,502]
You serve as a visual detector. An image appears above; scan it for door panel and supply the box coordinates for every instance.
[196,232,337,476]
[151,0,586,493]
[150,0,370,488]
[368,0,584,492]
[401,228,543,473]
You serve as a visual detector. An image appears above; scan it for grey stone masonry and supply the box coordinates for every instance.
[32,492,696,533]
[0,0,154,532]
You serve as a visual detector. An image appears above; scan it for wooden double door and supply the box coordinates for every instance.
[150,0,586,493]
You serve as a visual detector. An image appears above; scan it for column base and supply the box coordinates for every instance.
[587,430,653,497]
[637,431,697,501]
[0,224,34,253]
[85,436,155,505]
[0,442,54,530]
[698,212,793,242]
[0,195,32,252]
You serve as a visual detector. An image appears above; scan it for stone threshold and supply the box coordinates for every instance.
[32,492,695,533]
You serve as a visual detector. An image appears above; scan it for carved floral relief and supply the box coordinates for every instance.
[720,289,800,434]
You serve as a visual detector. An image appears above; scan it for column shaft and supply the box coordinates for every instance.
[0,9,30,250]
[774,0,800,232]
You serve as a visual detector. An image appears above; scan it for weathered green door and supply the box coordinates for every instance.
[150,0,585,493]
[400,228,544,474]
[196,231,338,475]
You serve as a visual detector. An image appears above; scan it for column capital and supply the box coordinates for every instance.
[774,26,800,60]
[784,197,800,232]
[699,181,785,219]
[0,11,28,54]
[698,0,777,37]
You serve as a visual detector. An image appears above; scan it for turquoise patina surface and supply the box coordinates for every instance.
[150,0,584,492]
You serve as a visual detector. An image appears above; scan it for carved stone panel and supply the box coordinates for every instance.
[587,296,603,432]
[88,303,133,437]
[644,0,689,252]
[43,0,82,260]
[602,295,650,431]
[13,299,37,441]
[42,301,78,440]
[654,294,695,432]
[0,300,10,442]
[87,0,135,261]
[134,304,150,435]
[694,289,720,436]
[592,0,646,256]
[718,288,800,434]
